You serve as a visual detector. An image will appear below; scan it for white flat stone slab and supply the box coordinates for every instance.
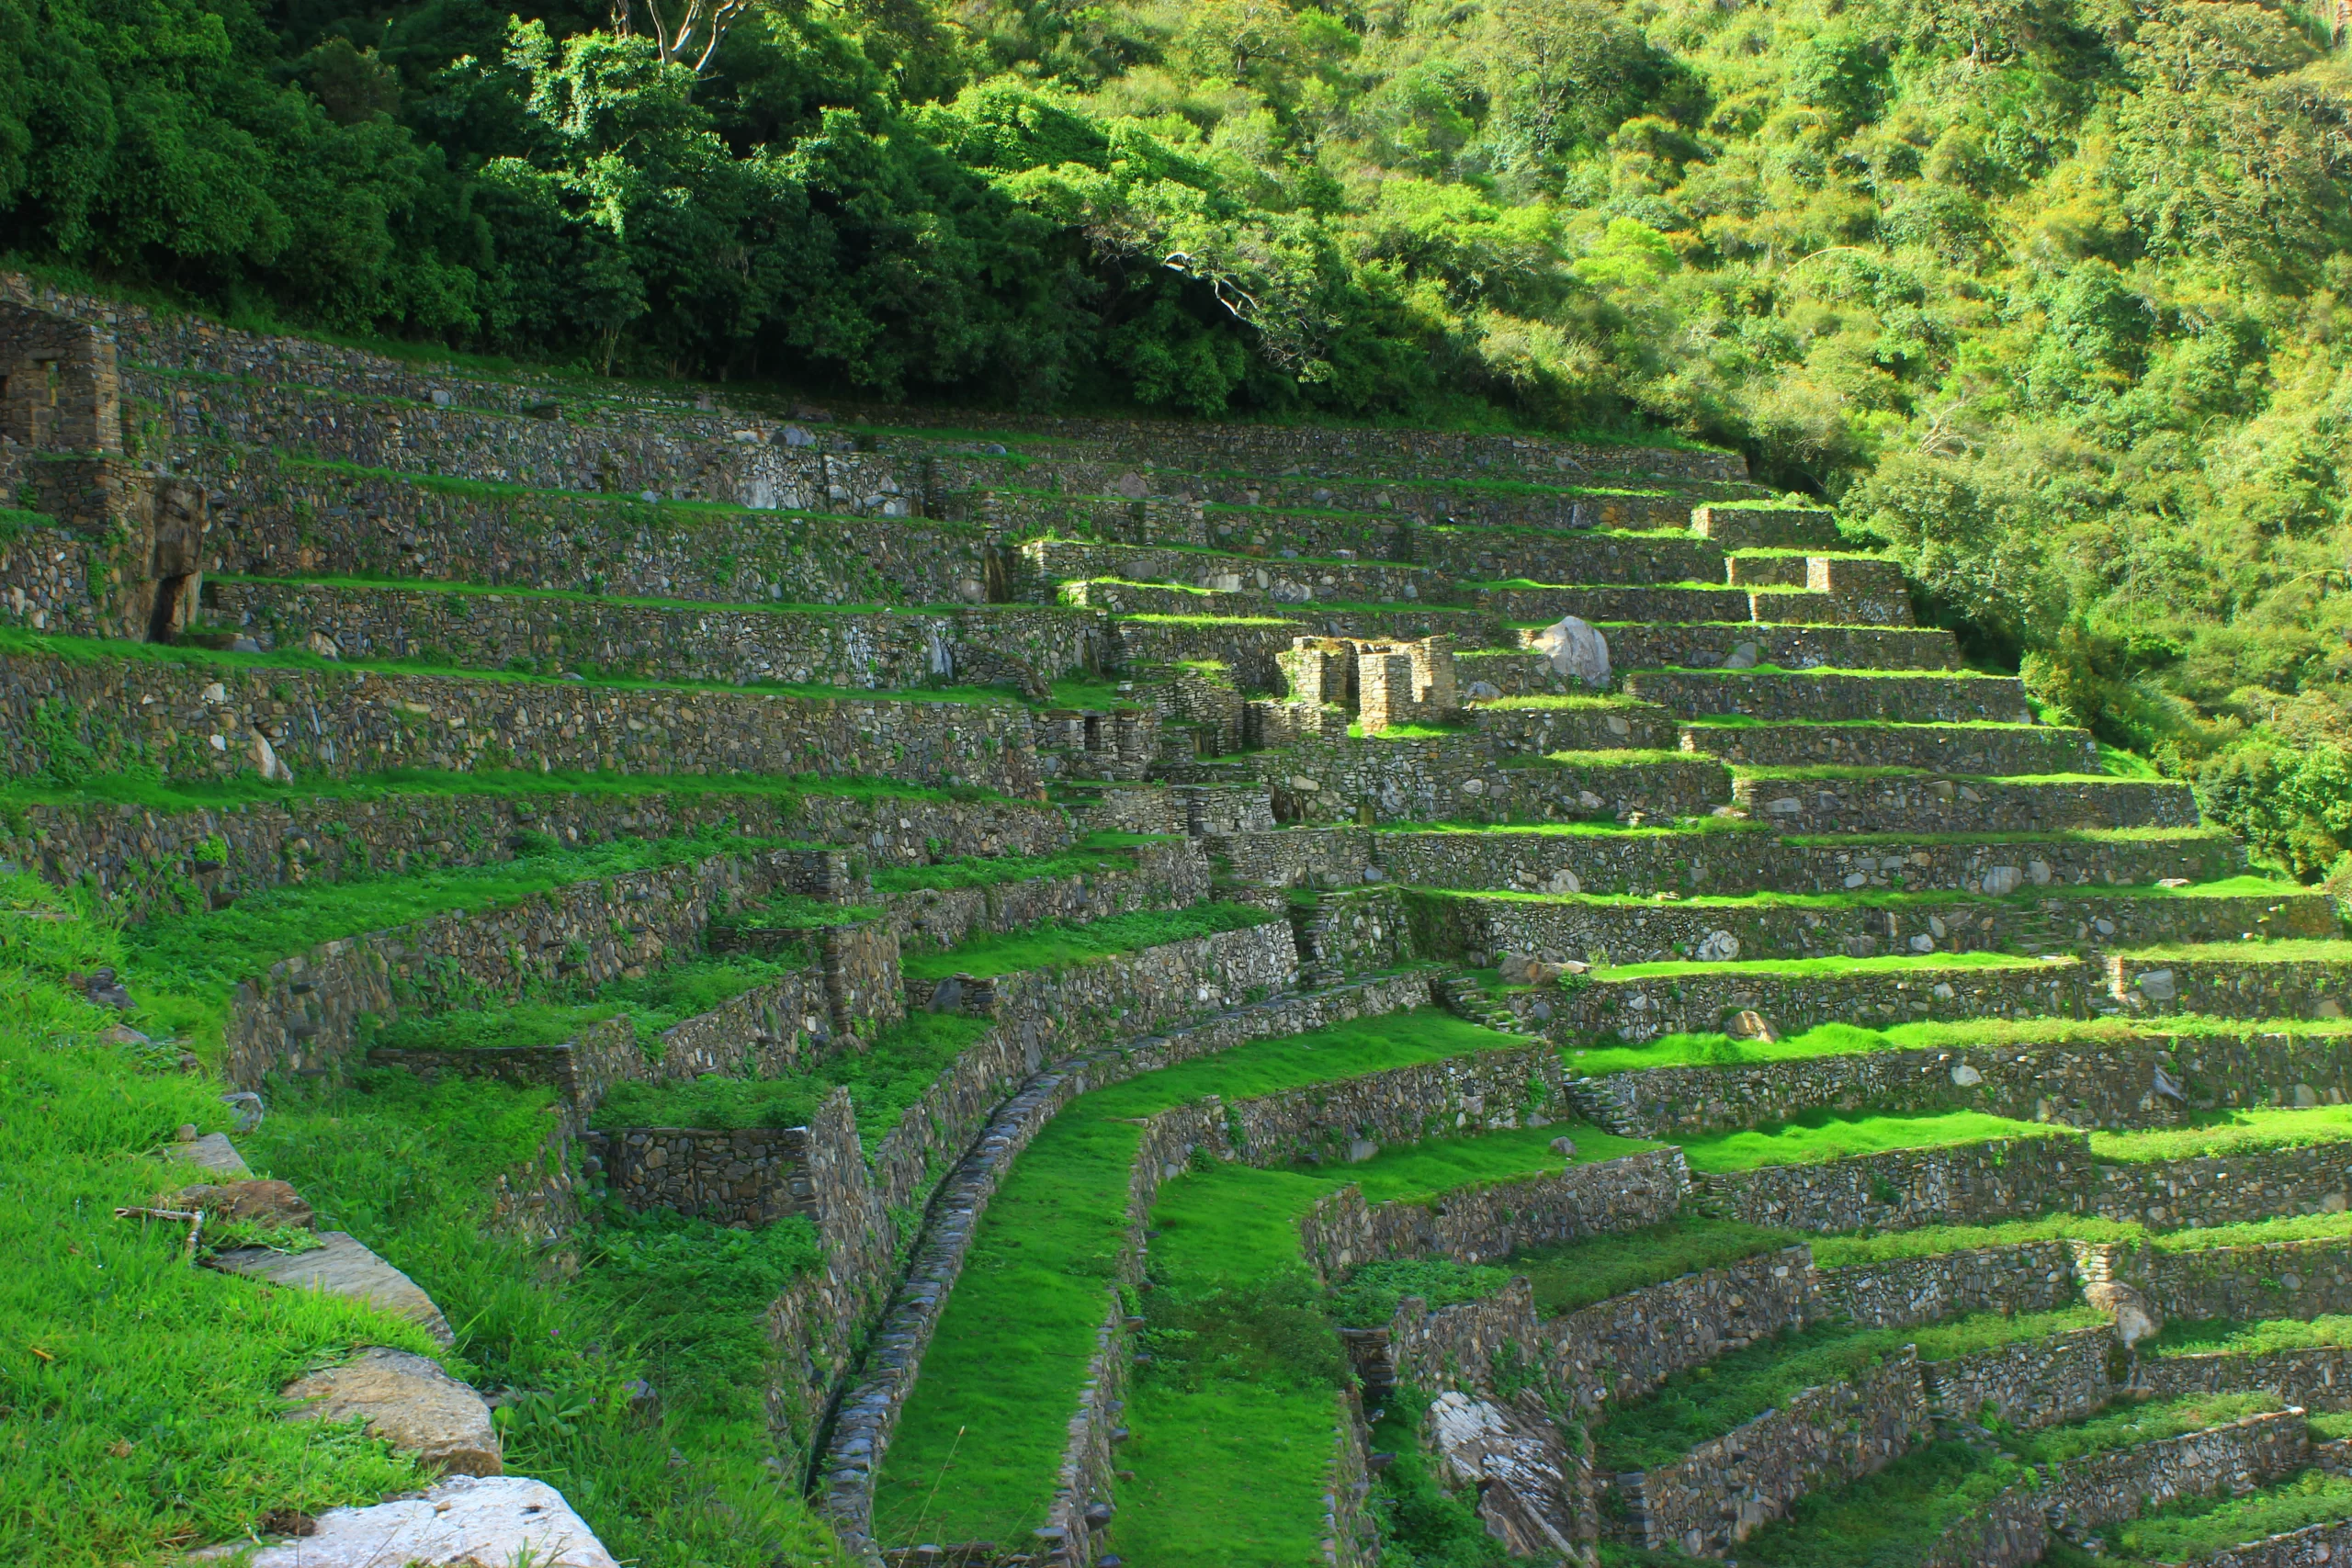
[197,1474,616,1567]
[211,1232,453,1346]
[283,1348,501,1475]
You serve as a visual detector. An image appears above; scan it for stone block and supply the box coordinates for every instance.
[281,1347,502,1475]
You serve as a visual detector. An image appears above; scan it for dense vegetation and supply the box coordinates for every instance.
[10,0,2352,867]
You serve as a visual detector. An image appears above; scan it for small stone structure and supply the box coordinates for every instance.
[0,299,119,453]
[1280,633,1462,732]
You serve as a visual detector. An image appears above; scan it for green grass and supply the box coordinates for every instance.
[588,1010,992,1142]
[2089,1105,2352,1163]
[210,570,932,618]
[1476,694,1661,712]
[1592,1308,2105,1470]
[2113,938,2352,963]
[1674,1109,2061,1174]
[2153,1314,2352,1357]
[2060,1469,2352,1566]
[868,1010,1564,1548]
[896,901,1275,983]
[2017,1390,2283,1466]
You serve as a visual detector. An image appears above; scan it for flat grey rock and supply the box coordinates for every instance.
[193,1474,616,1566]
[212,1232,453,1346]
[161,1133,251,1179]
[283,1348,501,1475]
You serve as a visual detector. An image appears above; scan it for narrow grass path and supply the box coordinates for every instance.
[867,1010,1569,1547]
[1118,1121,1655,1566]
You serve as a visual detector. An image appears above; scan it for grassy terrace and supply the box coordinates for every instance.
[1425,874,2305,912]
[1677,1393,2297,1568]
[0,763,1020,815]
[210,570,1012,618]
[867,1010,1605,1550]
[0,626,1027,707]
[121,829,805,1050]
[2050,1470,2352,1566]
[1593,1305,2109,1470]
[1566,1014,2352,1078]
[895,900,1274,983]
[1114,1118,1655,1565]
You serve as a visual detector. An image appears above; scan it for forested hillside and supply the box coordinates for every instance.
[7,0,2352,877]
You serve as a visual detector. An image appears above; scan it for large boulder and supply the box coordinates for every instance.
[193,1475,616,1567]
[1532,616,1611,686]
[282,1348,502,1476]
[1423,1391,1583,1558]
[2086,1280,2163,1348]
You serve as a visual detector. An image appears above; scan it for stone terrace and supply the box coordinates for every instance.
[6,275,2350,1568]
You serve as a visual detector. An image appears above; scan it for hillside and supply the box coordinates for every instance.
[7,0,2352,876]
[8,280,2352,1567]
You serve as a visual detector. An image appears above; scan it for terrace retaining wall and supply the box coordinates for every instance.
[1922,1324,2115,1430]
[0,648,1043,795]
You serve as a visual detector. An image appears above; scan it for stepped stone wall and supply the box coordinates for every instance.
[2113,953,2352,1022]
[2139,1347,2352,1410]
[2198,1518,2352,1568]
[1690,720,2098,773]
[1417,525,1724,584]
[1497,625,1965,679]
[1476,583,1749,625]
[1922,1324,2114,1429]
[2,785,1069,923]
[1623,669,2031,724]
[1700,1134,2087,1234]
[1373,825,2243,897]
[877,841,1212,956]
[200,451,989,604]
[1298,1147,1691,1276]
[0,649,1044,795]
[586,1127,817,1227]
[1521,960,2093,1042]
[1415,890,2324,976]
[1922,1411,2313,1568]
[1022,536,1447,606]
[1470,702,1681,756]
[225,846,799,1088]
[1620,1350,1926,1558]
[1257,735,1730,827]
[1815,1241,2084,1329]
[1735,773,2201,834]
[203,579,1100,696]
[2097,1238,2352,1323]
[1570,1029,2352,1142]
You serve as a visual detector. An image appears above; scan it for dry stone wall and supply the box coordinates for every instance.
[0,649,1044,795]
[200,451,989,604]
[1697,1134,2087,1234]
[1922,1324,2114,1429]
[1692,719,2098,773]
[204,579,1102,697]
[1568,1029,2352,1142]
[1416,525,1723,584]
[224,846,797,1088]
[2,784,1069,924]
[1922,1411,2313,1568]
[1735,773,2201,834]
[2112,953,2352,1023]
[1815,1241,2084,1329]
[1373,824,2244,897]
[1469,703,1680,756]
[1623,669,2031,724]
[1620,1350,1927,1558]
[1254,734,1729,827]
[1299,1147,1692,1276]
[2098,1238,2352,1323]
[1522,958,2093,1042]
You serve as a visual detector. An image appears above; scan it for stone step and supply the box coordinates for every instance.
[1730,772,2201,834]
[1501,952,2098,1041]
[1419,885,2333,966]
[1469,698,1681,753]
[1624,669,2032,725]
[1021,537,1453,605]
[2109,944,2352,1021]
[281,1347,503,1476]
[1373,825,2244,897]
[210,1229,456,1345]
[1683,719,2098,774]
